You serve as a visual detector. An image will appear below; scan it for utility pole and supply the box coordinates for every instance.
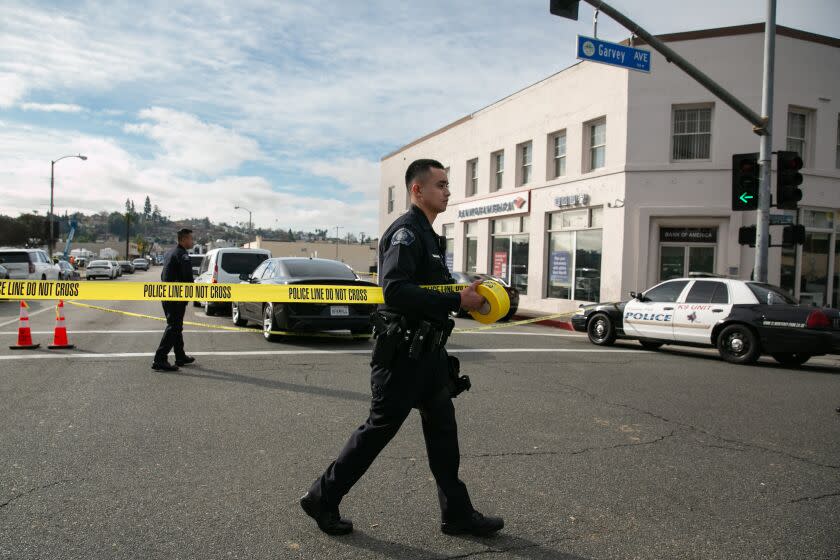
[754,0,776,283]
[125,212,131,259]
[334,226,343,258]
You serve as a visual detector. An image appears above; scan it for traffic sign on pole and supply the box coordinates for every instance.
[576,35,651,73]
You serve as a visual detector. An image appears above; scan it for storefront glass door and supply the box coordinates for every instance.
[800,232,830,306]
[659,245,715,281]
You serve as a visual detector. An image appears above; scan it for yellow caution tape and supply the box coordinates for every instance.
[0,279,465,305]
[469,280,511,324]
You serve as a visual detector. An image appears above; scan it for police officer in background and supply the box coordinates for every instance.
[152,228,196,372]
[300,159,504,537]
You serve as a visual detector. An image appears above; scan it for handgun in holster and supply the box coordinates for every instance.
[370,311,404,368]
[408,320,432,360]
[446,355,471,398]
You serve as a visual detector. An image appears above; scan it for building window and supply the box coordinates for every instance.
[387,186,394,214]
[585,118,606,172]
[491,216,529,295]
[546,208,602,302]
[549,130,566,178]
[492,150,504,191]
[672,105,712,160]
[464,222,478,273]
[517,141,532,186]
[442,223,454,272]
[466,158,478,197]
[786,107,812,165]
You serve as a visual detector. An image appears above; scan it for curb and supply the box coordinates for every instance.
[511,314,575,331]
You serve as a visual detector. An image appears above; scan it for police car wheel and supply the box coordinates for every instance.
[205,302,216,316]
[717,324,760,364]
[232,302,247,327]
[263,304,281,342]
[639,340,663,351]
[587,313,616,346]
[771,353,811,366]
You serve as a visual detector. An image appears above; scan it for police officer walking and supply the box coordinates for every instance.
[301,159,503,536]
[152,228,196,372]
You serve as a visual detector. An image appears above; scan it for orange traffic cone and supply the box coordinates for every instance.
[9,301,40,350]
[48,300,75,350]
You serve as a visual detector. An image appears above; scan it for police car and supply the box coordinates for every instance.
[571,275,840,366]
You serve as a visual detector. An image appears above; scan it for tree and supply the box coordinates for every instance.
[288,228,296,242]
[143,196,152,219]
[152,205,161,224]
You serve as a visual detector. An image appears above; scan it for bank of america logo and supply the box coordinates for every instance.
[514,197,526,209]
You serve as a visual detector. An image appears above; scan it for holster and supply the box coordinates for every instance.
[446,355,471,398]
[370,311,404,368]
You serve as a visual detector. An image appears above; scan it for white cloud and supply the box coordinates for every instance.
[305,158,381,197]
[0,73,26,108]
[124,107,263,175]
[0,122,378,234]
[20,102,85,113]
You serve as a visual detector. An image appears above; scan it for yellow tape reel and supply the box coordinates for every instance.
[469,280,510,324]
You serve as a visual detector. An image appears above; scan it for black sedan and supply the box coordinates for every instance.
[572,276,840,366]
[232,257,377,341]
[450,271,519,321]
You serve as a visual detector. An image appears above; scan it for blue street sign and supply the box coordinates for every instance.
[577,35,651,73]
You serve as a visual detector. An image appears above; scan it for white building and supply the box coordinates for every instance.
[379,24,840,313]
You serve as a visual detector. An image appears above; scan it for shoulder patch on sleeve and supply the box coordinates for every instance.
[391,227,416,246]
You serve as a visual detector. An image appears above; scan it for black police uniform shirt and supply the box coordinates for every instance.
[161,245,194,284]
[379,204,460,325]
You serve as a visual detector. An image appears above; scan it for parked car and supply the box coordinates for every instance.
[189,254,205,277]
[57,260,81,280]
[109,260,122,277]
[450,271,520,321]
[195,248,272,315]
[0,263,9,279]
[118,260,136,274]
[86,260,116,280]
[232,257,376,341]
[0,248,60,280]
[132,258,150,271]
[154,255,164,266]
[572,276,840,366]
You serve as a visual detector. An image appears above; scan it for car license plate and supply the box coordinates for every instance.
[330,306,349,317]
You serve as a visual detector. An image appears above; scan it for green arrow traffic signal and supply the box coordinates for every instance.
[740,192,754,204]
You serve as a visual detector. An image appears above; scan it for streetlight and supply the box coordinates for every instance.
[334,226,343,258]
[49,154,87,259]
[234,205,253,241]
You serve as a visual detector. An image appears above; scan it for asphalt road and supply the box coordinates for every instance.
[1,269,838,560]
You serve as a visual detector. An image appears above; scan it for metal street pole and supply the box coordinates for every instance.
[754,0,776,282]
[234,205,253,241]
[48,154,87,259]
[575,0,767,134]
[335,226,343,258]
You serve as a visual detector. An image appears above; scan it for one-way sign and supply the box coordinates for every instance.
[577,35,651,73]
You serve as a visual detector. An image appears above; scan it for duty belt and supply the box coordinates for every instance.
[370,311,454,364]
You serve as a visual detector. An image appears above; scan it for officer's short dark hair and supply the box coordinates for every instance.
[404,159,445,191]
[177,228,193,241]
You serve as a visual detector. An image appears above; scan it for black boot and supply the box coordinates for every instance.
[151,362,179,372]
[300,492,353,535]
[175,355,195,366]
[441,511,504,536]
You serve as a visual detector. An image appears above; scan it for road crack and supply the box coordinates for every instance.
[787,490,840,504]
[0,479,76,510]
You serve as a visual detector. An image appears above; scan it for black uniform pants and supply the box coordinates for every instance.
[309,349,474,522]
[154,302,187,364]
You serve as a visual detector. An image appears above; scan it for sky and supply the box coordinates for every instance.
[1,0,837,237]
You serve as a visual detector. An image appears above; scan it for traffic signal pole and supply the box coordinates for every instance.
[551,0,777,281]
[754,0,776,283]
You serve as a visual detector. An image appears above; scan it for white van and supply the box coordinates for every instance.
[0,248,60,280]
[194,248,271,315]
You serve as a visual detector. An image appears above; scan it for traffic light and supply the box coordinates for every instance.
[776,150,803,210]
[782,224,806,246]
[549,0,579,20]
[738,225,756,247]
[731,153,759,211]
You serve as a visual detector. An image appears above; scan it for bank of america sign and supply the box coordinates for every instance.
[456,192,530,220]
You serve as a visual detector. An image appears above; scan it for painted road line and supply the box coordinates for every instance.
[0,329,585,337]
[0,348,645,361]
[0,304,56,328]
